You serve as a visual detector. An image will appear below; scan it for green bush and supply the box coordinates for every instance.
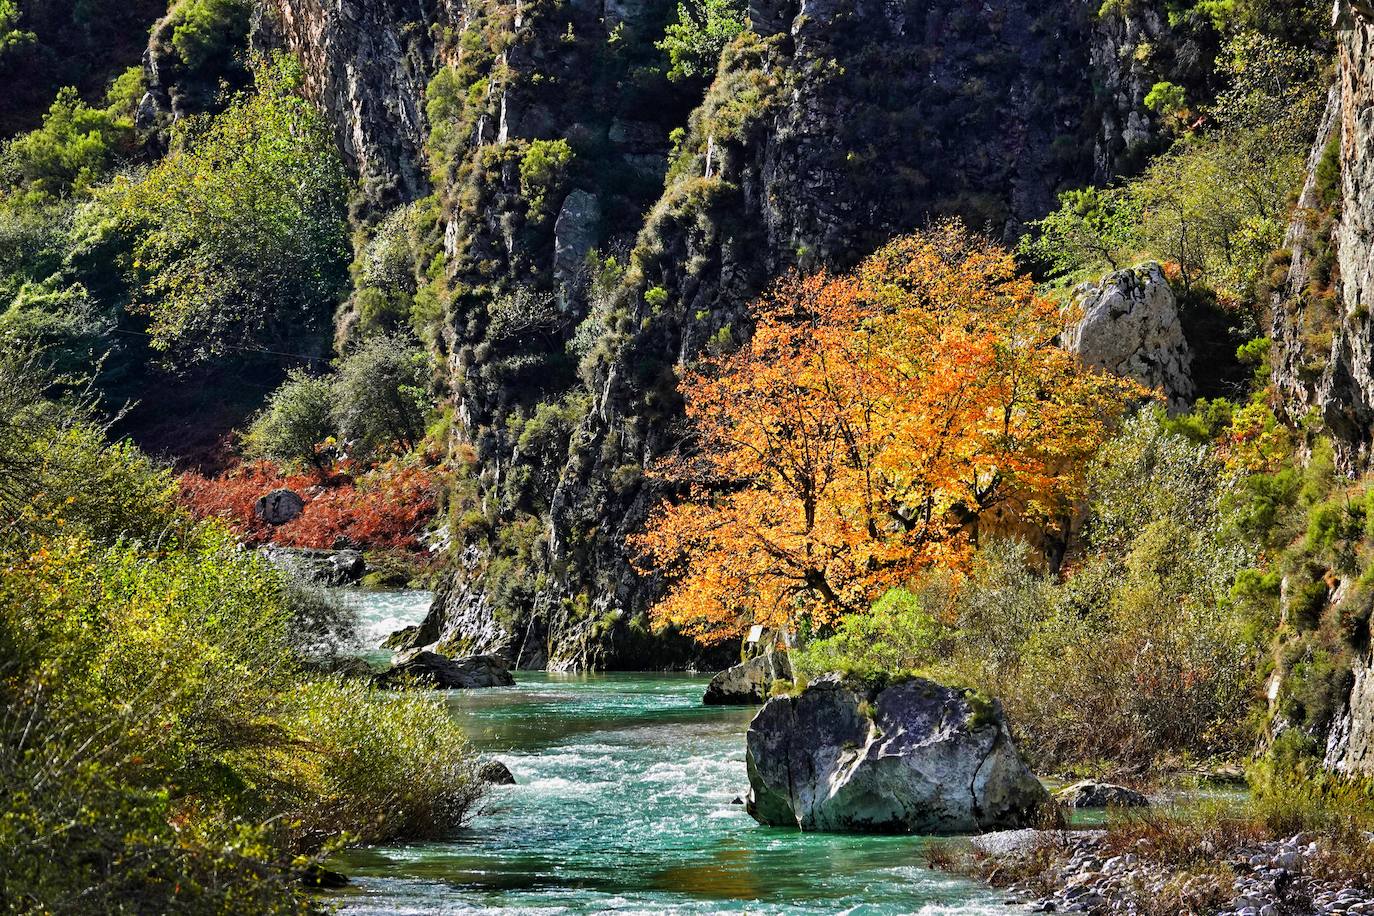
[0,352,483,909]
[169,0,252,71]
[793,588,943,681]
[519,138,574,221]
[94,54,349,363]
[1017,186,1141,281]
[0,86,133,200]
[332,332,431,460]
[657,0,747,83]
[245,367,338,473]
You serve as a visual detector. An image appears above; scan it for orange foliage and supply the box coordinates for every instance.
[178,459,444,552]
[636,221,1140,644]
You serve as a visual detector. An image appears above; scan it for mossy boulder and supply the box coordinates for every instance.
[745,675,1047,833]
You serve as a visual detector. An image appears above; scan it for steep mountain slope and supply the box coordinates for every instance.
[255,0,1185,669]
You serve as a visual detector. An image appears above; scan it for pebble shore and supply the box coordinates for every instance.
[975,829,1374,915]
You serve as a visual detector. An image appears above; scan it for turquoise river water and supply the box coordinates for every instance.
[330,591,1010,915]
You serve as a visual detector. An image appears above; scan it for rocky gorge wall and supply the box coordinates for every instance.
[1270,0,1374,776]
[254,0,1192,670]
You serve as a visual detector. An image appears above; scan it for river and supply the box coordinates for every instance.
[331,591,1010,915]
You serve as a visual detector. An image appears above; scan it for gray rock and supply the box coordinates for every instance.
[745,675,1049,833]
[254,489,305,525]
[376,650,516,689]
[478,759,517,784]
[1054,780,1150,809]
[261,546,365,586]
[381,625,420,651]
[553,189,601,294]
[1065,263,1194,410]
[704,649,792,705]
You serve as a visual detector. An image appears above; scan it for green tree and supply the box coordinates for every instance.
[169,0,252,70]
[1129,127,1303,297]
[656,0,748,83]
[0,86,133,200]
[0,0,34,58]
[96,54,349,363]
[244,367,337,473]
[332,333,430,460]
[1018,186,1141,280]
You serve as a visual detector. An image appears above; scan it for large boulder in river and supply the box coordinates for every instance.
[478,760,517,785]
[746,675,1048,833]
[705,650,793,705]
[375,650,515,689]
[255,488,305,525]
[1065,262,1193,410]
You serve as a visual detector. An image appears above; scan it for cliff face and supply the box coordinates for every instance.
[1274,0,1374,472]
[264,0,1177,669]
[1270,0,1374,775]
[253,0,442,210]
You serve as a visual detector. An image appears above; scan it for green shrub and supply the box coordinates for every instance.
[519,138,574,221]
[657,0,747,83]
[0,352,483,908]
[0,86,133,200]
[332,332,431,460]
[793,587,943,681]
[245,367,337,473]
[169,0,252,70]
[278,679,484,843]
[94,54,349,363]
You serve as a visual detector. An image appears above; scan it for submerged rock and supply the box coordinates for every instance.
[479,760,517,785]
[375,650,515,689]
[1054,780,1149,809]
[704,650,793,706]
[745,675,1048,833]
[298,864,350,889]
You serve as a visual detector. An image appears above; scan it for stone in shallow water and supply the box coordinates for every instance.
[704,649,792,705]
[1054,780,1149,809]
[375,650,515,689]
[479,760,517,785]
[745,674,1048,833]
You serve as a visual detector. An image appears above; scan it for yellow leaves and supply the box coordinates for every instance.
[638,220,1135,644]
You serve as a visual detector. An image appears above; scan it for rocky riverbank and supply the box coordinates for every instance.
[968,827,1374,915]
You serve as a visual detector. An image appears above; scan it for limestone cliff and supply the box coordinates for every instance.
[1269,0,1374,775]
[1273,0,1374,471]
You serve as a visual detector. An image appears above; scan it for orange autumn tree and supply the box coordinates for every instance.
[636,221,1139,644]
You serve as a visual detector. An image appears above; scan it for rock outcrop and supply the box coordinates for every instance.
[1325,646,1374,774]
[1066,263,1194,410]
[261,546,365,586]
[703,648,792,706]
[375,650,516,689]
[254,0,438,211]
[745,676,1048,833]
[1054,780,1149,809]
[1273,1,1374,471]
